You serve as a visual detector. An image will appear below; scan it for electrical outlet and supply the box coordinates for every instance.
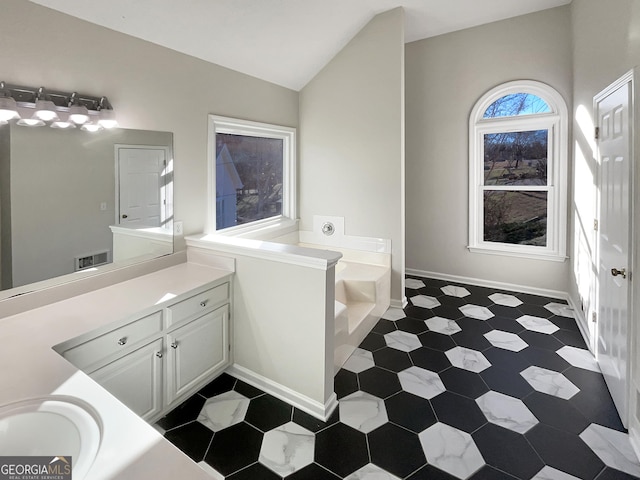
[174,221,183,236]
[100,202,107,211]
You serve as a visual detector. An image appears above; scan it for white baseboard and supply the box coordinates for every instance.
[405,268,568,300]
[566,295,593,354]
[226,364,338,422]
[391,296,408,309]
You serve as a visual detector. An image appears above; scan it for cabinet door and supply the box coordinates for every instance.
[90,338,163,421]
[166,304,229,405]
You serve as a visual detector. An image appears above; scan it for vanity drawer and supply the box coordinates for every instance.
[166,283,229,327]
[63,311,163,370]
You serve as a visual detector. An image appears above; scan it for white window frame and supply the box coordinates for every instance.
[468,80,568,261]
[207,115,297,237]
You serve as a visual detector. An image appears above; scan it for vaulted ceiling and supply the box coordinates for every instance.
[29,0,571,90]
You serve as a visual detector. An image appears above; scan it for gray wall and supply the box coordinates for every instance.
[569,0,640,451]
[299,8,406,304]
[0,0,299,244]
[405,6,572,292]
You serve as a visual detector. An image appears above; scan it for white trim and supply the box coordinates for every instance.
[185,235,342,271]
[468,80,568,261]
[391,297,408,309]
[405,267,567,300]
[207,115,296,235]
[566,295,593,354]
[226,364,338,421]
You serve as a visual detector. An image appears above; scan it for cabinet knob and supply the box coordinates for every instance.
[200,300,208,307]
[118,337,127,346]
[156,352,163,358]
[171,342,178,349]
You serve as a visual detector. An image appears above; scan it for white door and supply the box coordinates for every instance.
[117,146,168,227]
[596,71,633,427]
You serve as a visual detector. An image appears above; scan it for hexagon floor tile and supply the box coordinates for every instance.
[411,294,441,309]
[425,316,462,335]
[475,391,538,433]
[520,366,579,400]
[517,315,560,334]
[342,348,375,373]
[158,275,632,480]
[398,366,446,399]
[441,285,471,297]
[384,330,422,352]
[483,329,528,352]
[259,422,315,476]
[488,292,523,307]
[419,422,485,479]
[339,391,388,433]
[459,304,494,320]
[445,346,492,373]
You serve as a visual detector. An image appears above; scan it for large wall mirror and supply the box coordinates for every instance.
[0,124,174,300]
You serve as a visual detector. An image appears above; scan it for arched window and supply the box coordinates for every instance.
[468,80,568,261]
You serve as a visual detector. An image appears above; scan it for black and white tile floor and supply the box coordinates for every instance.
[154,276,640,480]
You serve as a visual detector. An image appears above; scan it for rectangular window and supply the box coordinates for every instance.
[208,115,296,235]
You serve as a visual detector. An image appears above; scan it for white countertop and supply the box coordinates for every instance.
[0,262,233,480]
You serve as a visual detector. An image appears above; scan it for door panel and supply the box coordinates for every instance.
[596,76,632,427]
[118,147,167,227]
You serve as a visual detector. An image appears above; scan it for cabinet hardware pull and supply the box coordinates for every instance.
[118,337,127,346]
[171,342,178,349]
[200,300,208,307]
[156,352,163,358]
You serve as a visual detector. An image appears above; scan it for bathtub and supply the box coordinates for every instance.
[298,243,391,372]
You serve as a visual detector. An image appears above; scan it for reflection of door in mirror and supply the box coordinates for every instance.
[111,144,174,263]
[117,145,170,227]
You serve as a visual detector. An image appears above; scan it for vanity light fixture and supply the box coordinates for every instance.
[0,82,20,121]
[0,81,117,131]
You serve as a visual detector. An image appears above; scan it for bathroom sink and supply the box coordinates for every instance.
[0,396,102,480]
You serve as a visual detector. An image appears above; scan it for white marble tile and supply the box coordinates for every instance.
[384,330,422,352]
[419,422,485,480]
[579,424,640,477]
[441,285,471,298]
[339,391,388,433]
[343,348,375,373]
[198,391,250,432]
[516,315,559,334]
[398,366,446,400]
[476,391,538,434]
[532,466,580,480]
[405,278,426,290]
[488,293,523,307]
[259,421,315,476]
[445,346,491,373]
[344,463,401,480]
[382,307,406,321]
[425,316,462,335]
[411,295,441,309]
[556,346,599,372]
[545,302,575,318]
[197,461,225,479]
[459,304,494,321]
[520,366,579,400]
[483,330,528,352]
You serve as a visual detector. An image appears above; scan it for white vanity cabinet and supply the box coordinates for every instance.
[55,275,232,422]
[90,338,164,421]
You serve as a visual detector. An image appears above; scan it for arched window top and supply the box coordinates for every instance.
[472,80,566,124]
[483,93,550,118]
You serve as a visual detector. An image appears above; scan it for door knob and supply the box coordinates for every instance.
[611,267,627,279]
[122,214,128,219]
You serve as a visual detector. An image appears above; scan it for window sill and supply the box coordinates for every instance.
[213,217,299,241]
[467,245,567,263]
